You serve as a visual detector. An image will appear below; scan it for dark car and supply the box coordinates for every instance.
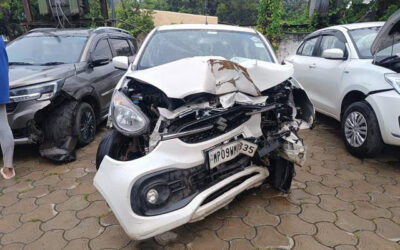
[6,27,137,162]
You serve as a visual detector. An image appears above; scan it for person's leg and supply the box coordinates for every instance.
[0,104,14,178]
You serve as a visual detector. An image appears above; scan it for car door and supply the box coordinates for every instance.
[309,33,350,117]
[288,36,320,104]
[89,37,122,115]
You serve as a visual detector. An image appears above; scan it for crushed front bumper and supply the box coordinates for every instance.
[93,115,269,240]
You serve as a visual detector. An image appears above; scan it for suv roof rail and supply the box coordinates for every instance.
[94,27,131,35]
[28,28,58,33]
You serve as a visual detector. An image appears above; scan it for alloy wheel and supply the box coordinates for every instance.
[344,111,368,147]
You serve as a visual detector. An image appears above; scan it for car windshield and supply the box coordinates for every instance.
[138,30,274,69]
[349,27,381,58]
[6,36,88,65]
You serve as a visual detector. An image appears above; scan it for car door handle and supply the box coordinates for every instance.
[309,64,316,69]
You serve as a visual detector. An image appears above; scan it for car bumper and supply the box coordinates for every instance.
[367,90,400,146]
[6,100,50,143]
[93,115,269,240]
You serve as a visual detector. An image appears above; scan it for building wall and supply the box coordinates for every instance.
[152,10,218,26]
[277,32,309,62]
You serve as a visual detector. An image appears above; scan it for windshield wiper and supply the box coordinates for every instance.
[8,62,34,66]
[40,62,65,66]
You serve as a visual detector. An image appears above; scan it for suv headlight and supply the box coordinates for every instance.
[111,91,150,136]
[9,81,61,102]
[385,73,400,94]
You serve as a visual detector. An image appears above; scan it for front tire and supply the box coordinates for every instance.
[341,101,383,158]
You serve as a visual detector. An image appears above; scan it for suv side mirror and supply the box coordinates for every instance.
[91,55,110,67]
[322,48,345,60]
[113,56,129,70]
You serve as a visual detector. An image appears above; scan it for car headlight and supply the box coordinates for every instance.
[385,73,400,94]
[111,90,150,136]
[9,81,61,102]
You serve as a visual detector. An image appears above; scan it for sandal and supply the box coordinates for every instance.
[0,168,15,179]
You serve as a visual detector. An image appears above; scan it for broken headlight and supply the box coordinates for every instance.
[385,73,400,94]
[111,91,150,136]
[9,81,61,103]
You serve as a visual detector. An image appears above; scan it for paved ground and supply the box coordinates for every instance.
[0,115,400,250]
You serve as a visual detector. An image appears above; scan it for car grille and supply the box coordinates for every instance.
[6,103,18,113]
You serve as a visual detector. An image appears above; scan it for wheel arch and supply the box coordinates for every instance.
[340,90,367,119]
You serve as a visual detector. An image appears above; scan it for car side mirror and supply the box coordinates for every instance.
[113,56,129,70]
[322,48,346,60]
[91,55,110,67]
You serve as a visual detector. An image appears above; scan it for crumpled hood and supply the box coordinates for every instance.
[128,57,293,99]
[371,9,400,55]
[9,64,76,89]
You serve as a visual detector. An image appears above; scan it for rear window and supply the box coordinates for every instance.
[299,37,318,56]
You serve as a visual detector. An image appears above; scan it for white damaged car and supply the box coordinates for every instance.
[94,24,314,240]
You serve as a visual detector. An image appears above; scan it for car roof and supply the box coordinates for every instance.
[324,22,384,31]
[156,24,257,34]
[25,27,132,38]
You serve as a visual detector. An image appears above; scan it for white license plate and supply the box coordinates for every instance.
[208,140,258,169]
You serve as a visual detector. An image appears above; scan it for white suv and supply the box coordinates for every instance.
[285,10,400,157]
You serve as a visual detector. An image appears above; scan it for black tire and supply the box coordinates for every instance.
[96,129,143,170]
[43,101,78,142]
[74,102,96,146]
[341,101,383,158]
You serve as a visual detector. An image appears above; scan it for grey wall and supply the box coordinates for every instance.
[277,32,309,63]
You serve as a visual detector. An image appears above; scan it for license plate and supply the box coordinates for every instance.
[208,140,258,169]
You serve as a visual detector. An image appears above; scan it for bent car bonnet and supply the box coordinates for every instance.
[127,56,294,99]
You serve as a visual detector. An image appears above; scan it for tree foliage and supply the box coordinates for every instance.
[115,0,154,37]
[257,0,284,49]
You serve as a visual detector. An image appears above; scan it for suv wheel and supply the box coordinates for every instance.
[341,101,383,158]
[74,102,96,146]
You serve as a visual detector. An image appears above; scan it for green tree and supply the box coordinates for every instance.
[115,0,154,37]
[257,0,284,49]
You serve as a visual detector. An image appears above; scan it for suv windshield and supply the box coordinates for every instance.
[7,36,88,65]
[138,30,274,69]
[349,27,381,58]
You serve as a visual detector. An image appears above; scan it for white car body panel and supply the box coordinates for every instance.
[286,20,400,146]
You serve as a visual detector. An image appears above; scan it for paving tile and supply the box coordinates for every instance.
[277,214,316,236]
[336,169,365,181]
[229,239,254,250]
[24,230,67,250]
[365,174,394,186]
[41,210,80,231]
[99,211,119,226]
[0,192,19,207]
[353,201,391,220]
[89,225,131,250]
[383,184,400,198]
[318,194,354,212]
[265,196,301,215]
[55,195,90,212]
[351,179,384,194]
[305,181,336,196]
[321,175,351,188]
[357,231,399,250]
[68,183,97,196]
[335,211,375,232]
[390,207,400,224]
[336,187,370,202]
[375,218,400,242]
[33,175,61,186]
[188,214,223,231]
[36,189,69,205]
[20,203,57,222]
[2,182,33,194]
[76,200,110,219]
[1,222,42,244]
[186,230,228,250]
[61,167,87,178]
[335,245,358,250]
[299,204,336,223]
[292,235,330,250]
[243,206,279,226]
[308,165,336,176]
[64,217,104,240]
[18,186,49,199]
[286,188,319,205]
[216,217,256,240]
[2,243,24,250]
[369,192,400,209]
[63,238,90,250]
[55,178,79,190]
[315,222,357,247]
[293,170,322,183]
[2,198,37,215]
[0,214,21,233]
[251,226,292,249]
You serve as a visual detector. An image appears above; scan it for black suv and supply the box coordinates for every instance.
[6,27,136,162]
